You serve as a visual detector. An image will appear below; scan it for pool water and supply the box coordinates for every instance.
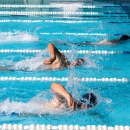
[0,2,130,126]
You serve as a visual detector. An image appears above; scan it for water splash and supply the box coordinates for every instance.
[0,90,72,116]
[66,70,82,100]
[0,43,98,71]
[66,69,103,109]
[13,56,44,71]
[103,98,112,104]
[0,98,43,116]
[34,26,42,34]
[84,56,98,68]
[0,31,39,43]
[66,45,78,61]
[0,49,49,71]
[29,90,53,104]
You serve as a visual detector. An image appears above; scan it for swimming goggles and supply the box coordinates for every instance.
[80,98,95,108]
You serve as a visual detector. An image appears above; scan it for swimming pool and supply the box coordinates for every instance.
[0,1,130,128]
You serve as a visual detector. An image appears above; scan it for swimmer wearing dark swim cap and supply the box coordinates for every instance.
[97,35,130,45]
[76,92,97,109]
[120,35,130,41]
[44,83,99,111]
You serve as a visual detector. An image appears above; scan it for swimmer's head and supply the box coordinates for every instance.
[70,58,85,67]
[76,93,97,109]
[120,35,130,41]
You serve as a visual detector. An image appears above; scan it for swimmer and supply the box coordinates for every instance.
[43,43,85,70]
[98,35,130,45]
[0,82,98,115]
[75,35,130,46]
[56,35,130,46]
[44,82,98,110]
[0,43,85,71]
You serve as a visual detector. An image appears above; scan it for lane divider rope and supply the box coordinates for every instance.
[0,20,129,23]
[0,11,99,15]
[0,5,95,8]
[40,32,107,35]
[0,5,126,8]
[0,32,108,35]
[0,124,129,130]
[0,77,129,82]
[0,49,124,54]
[0,20,100,23]
[0,32,126,36]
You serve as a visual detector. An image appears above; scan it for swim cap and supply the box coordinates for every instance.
[81,93,97,108]
[120,35,130,41]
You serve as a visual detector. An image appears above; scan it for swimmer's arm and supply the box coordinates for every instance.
[43,43,63,65]
[51,83,75,110]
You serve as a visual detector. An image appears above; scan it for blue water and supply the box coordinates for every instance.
[0,2,130,126]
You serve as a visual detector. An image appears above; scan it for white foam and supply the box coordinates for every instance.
[103,98,112,104]
[0,91,71,116]
[13,57,44,71]
[0,48,98,71]
[0,31,39,43]
[85,55,99,68]
[0,49,49,71]
[0,98,43,116]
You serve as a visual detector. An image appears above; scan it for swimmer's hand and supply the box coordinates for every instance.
[51,83,75,110]
[43,57,56,65]
[66,94,75,110]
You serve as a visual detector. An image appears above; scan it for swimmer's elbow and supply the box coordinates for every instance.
[51,82,64,93]
[48,43,54,48]
[51,82,58,90]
